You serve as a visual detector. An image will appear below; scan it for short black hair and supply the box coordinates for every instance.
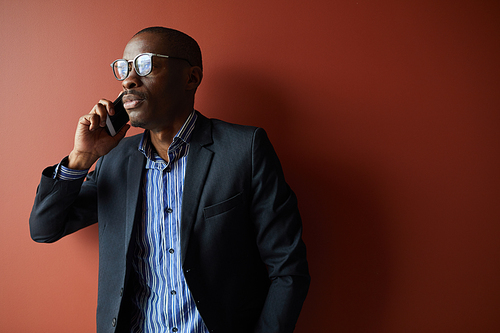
[134,27,203,71]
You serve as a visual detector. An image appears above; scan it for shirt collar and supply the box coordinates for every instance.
[138,110,198,162]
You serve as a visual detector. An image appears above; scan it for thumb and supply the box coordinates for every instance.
[113,124,131,142]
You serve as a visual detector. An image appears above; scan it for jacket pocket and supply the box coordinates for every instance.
[204,192,243,219]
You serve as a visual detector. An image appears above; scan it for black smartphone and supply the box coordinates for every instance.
[105,94,129,136]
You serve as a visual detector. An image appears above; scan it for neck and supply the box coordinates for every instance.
[149,110,191,162]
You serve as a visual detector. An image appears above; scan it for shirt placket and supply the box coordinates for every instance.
[165,148,181,333]
[154,160,170,328]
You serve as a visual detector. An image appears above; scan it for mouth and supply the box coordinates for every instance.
[122,91,146,109]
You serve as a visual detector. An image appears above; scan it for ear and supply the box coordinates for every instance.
[185,66,203,91]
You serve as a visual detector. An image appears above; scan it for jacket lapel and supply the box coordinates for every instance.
[124,144,146,250]
[180,113,214,264]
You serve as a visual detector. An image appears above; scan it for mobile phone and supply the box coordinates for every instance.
[105,94,129,136]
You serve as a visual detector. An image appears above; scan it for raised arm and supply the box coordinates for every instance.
[29,98,129,242]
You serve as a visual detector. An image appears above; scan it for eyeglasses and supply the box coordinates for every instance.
[110,53,192,81]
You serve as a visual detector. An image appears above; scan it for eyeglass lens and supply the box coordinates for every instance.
[136,54,152,76]
[113,61,129,80]
[112,54,153,80]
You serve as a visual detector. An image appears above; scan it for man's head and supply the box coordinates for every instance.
[118,27,203,131]
[133,27,203,71]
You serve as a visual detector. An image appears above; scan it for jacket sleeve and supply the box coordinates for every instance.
[250,128,310,333]
[29,162,100,243]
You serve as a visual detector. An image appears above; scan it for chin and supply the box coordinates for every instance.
[130,120,147,128]
[128,113,147,129]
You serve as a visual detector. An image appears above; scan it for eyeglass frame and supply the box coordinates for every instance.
[110,53,193,81]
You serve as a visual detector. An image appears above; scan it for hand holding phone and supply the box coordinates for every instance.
[105,95,129,136]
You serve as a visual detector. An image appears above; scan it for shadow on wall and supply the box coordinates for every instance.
[207,67,394,332]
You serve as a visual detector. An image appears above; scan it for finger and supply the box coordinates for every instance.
[106,93,124,116]
[98,98,115,116]
[80,113,100,131]
[78,114,92,128]
[92,102,108,127]
[114,123,130,141]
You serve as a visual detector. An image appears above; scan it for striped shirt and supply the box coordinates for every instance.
[131,111,208,333]
[54,111,208,332]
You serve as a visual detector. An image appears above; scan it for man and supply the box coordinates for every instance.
[30,27,310,333]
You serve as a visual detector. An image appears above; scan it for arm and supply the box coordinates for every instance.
[251,128,310,333]
[29,164,98,242]
[29,98,130,243]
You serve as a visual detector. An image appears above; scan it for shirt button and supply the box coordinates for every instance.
[172,328,178,332]
[171,290,176,295]
[166,207,173,214]
[169,248,174,254]
[112,318,116,327]
[166,166,171,172]
[120,288,123,297]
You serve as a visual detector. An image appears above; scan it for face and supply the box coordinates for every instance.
[120,32,193,131]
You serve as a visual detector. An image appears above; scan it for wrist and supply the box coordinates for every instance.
[68,150,98,170]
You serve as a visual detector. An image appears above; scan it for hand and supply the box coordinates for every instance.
[68,98,130,170]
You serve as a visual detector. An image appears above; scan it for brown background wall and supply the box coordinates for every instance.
[1,0,499,332]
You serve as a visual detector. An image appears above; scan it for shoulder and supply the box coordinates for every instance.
[192,113,276,166]
[195,111,264,143]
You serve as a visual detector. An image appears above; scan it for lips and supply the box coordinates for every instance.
[123,98,144,109]
[122,91,146,109]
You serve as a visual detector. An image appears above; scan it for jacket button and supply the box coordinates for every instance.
[112,318,116,327]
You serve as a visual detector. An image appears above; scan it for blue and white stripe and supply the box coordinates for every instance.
[131,111,208,332]
[53,157,89,180]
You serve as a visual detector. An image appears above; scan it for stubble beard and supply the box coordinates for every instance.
[129,119,147,128]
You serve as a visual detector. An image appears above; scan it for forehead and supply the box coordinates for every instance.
[123,33,169,59]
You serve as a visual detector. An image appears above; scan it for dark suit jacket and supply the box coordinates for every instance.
[30,112,310,333]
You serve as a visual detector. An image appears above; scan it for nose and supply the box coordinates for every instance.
[122,68,142,90]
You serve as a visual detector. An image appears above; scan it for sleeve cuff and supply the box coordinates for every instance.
[53,156,89,180]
